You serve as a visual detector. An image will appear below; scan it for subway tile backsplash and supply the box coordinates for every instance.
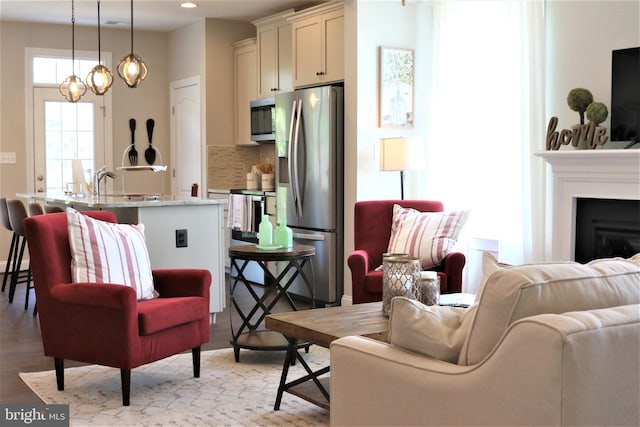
[207,144,276,190]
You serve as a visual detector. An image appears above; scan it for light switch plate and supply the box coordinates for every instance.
[0,152,16,164]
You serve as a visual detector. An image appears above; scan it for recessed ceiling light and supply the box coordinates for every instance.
[180,2,198,8]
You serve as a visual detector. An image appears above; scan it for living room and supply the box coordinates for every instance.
[0,0,639,425]
[1,1,638,293]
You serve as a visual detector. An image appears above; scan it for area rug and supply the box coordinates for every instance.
[19,347,330,426]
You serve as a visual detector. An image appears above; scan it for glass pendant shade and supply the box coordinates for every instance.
[60,0,87,102]
[59,74,87,102]
[87,64,114,95]
[117,0,147,88]
[117,53,148,87]
[87,0,113,96]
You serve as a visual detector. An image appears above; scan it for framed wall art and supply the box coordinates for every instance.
[379,47,415,128]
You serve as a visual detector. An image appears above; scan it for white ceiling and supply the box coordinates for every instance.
[0,1,325,32]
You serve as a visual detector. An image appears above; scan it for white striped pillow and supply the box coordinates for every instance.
[387,204,469,269]
[67,208,156,300]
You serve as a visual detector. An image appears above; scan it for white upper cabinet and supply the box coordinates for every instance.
[253,9,295,98]
[233,38,257,146]
[289,2,344,88]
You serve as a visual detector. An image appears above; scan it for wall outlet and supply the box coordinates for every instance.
[175,229,188,248]
[0,152,16,164]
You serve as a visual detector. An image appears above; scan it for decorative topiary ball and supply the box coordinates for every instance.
[586,102,608,126]
[567,88,594,124]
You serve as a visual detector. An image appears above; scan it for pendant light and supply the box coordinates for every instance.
[86,0,113,95]
[59,0,87,102]
[117,0,148,87]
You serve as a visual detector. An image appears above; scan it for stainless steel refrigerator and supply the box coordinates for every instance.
[275,85,344,306]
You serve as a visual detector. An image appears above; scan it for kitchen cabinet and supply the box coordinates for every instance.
[233,38,257,146]
[289,2,344,88]
[252,9,294,98]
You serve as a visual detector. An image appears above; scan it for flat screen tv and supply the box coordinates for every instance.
[610,47,639,144]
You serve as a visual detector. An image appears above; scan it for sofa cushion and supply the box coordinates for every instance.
[458,257,640,365]
[389,297,475,362]
[67,207,156,301]
[138,296,207,335]
[474,251,511,300]
[387,204,469,269]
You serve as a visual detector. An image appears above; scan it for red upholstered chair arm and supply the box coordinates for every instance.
[347,250,372,278]
[45,282,141,360]
[50,282,138,311]
[152,269,211,299]
[438,252,466,293]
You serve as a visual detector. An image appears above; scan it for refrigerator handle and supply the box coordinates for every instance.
[293,232,325,241]
[292,100,303,217]
[287,99,297,208]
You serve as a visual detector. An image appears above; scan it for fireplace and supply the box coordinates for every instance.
[536,149,640,261]
[574,198,640,263]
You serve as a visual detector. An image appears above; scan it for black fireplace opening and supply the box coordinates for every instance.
[575,198,640,264]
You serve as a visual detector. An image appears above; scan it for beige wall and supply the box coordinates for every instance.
[168,20,205,83]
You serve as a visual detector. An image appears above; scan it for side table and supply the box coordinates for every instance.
[228,244,315,362]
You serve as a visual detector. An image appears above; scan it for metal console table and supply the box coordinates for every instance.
[228,244,315,362]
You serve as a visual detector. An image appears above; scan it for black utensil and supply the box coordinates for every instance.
[128,119,137,166]
[145,119,156,165]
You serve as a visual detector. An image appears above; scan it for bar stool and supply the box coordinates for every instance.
[0,198,29,294]
[6,199,36,315]
[44,205,64,214]
[29,202,44,216]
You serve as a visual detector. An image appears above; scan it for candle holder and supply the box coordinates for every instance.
[418,271,440,306]
[382,255,421,316]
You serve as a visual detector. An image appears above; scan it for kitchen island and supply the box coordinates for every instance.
[19,193,228,321]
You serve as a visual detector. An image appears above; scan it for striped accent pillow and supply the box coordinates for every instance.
[387,204,469,269]
[67,208,156,300]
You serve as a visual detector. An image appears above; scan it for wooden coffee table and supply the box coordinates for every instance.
[265,302,388,410]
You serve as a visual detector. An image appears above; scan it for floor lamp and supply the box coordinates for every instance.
[379,137,424,200]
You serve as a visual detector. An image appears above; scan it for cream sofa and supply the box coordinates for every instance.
[330,256,640,426]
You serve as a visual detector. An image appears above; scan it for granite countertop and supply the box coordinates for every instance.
[19,193,227,208]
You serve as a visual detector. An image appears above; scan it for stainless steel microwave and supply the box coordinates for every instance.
[250,97,276,142]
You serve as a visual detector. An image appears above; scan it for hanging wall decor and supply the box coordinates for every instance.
[379,47,415,128]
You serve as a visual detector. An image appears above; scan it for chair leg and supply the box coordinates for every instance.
[120,369,131,406]
[24,267,32,310]
[54,358,64,391]
[1,233,17,292]
[192,347,201,378]
[8,236,26,303]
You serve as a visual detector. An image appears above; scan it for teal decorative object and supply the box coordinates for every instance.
[258,214,273,246]
[274,221,293,248]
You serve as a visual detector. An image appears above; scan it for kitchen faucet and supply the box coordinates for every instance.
[93,166,117,197]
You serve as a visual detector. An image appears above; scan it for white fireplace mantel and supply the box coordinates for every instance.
[536,149,640,261]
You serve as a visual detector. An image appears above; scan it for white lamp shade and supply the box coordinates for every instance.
[379,136,424,171]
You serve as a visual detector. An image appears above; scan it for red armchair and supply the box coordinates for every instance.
[24,211,212,406]
[348,200,466,304]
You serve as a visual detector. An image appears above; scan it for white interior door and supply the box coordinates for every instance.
[170,77,201,197]
[33,87,106,193]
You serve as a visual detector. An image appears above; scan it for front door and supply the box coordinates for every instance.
[32,87,107,193]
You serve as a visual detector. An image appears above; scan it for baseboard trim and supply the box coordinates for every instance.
[340,294,353,306]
